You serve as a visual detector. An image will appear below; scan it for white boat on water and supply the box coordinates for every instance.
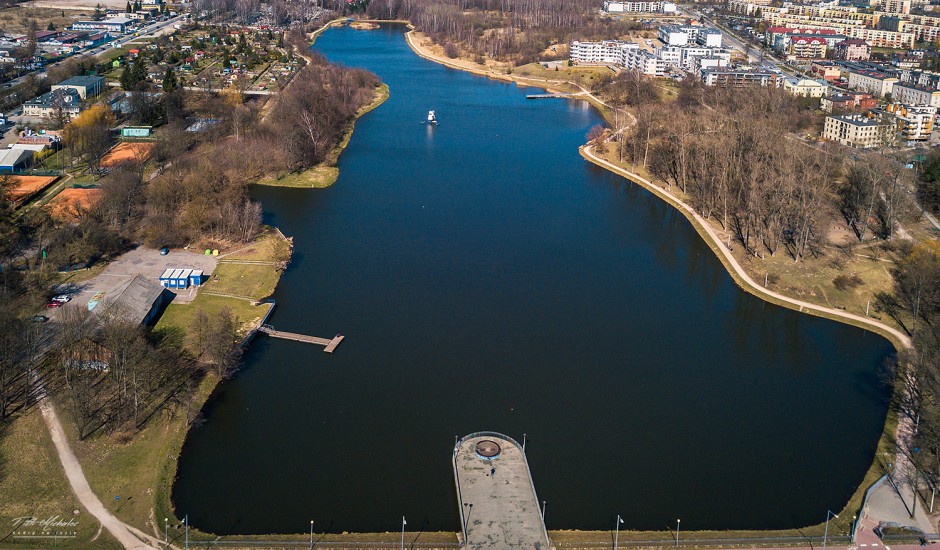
[427,110,437,125]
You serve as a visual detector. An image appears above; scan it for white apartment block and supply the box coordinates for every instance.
[892,83,940,107]
[845,27,915,49]
[847,70,899,97]
[603,1,677,13]
[569,41,667,76]
[623,47,669,76]
[570,40,631,65]
[659,25,691,46]
[883,0,911,14]
[823,114,893,147]
[658,25,723,48]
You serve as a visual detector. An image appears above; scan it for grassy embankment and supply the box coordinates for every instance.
[256,82,390,188]
[403,20,911,543]
[42,229,290,545]
[0,409,122,549]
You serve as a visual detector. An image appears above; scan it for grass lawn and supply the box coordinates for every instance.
[0,409,122,549]
[223,228,292,263]
[0,7,90,34]
[62,374,218,538]
[156,293,271,350]
[258,164,339,188]
[514,62,615,88]
[202,263,280,300]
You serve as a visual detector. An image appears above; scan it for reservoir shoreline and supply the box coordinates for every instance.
[394,20,908,539]
[168,23,898,541]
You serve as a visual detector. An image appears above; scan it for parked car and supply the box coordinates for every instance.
[52,294,71,303]
[160,246,170,255]
[45,302,62,308]
[31,315,49,323]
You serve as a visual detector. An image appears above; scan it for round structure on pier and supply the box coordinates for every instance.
[475,440,501,459]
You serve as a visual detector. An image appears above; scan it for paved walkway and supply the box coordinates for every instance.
[454,433,550,549]
[579,145,911,349]
[40,400,165,549]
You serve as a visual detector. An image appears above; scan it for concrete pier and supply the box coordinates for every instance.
[453,432,551,549]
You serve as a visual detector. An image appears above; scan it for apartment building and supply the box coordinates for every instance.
[603,1,678,13]
[892,83,940,107]
[833,38,871,61]
[823,114,894,147]
[845,27,914,49]
[700,68,782,87]
[847,69,899,97]
[884,103,936,140]
[569,40,630,65]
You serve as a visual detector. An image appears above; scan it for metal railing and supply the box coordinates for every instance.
[553,534,855,548]
[452,431,550,548]
[174,540,459,548]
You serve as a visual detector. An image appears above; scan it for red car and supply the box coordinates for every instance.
[45,302,62,308]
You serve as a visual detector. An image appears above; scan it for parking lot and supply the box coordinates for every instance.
[48,246,217,320]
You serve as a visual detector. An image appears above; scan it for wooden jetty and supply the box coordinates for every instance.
[258,325,345,353]
[526,93,572,99]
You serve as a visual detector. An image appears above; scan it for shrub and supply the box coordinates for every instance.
[833,273,864,291]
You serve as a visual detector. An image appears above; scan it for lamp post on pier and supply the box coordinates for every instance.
[824,510,839,550]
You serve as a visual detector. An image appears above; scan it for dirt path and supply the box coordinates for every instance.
[39,400,165,549]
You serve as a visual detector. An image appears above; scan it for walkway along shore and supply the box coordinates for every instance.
[397,19,921,540]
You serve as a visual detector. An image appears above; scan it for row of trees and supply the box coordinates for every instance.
[360,0,639,64]
[611,83,827,261]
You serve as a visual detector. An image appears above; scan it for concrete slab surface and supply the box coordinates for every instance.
[454,433,550,550]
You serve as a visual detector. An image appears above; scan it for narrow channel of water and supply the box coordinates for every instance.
[172,24,894,535]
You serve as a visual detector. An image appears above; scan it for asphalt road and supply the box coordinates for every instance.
[5,14,186,89]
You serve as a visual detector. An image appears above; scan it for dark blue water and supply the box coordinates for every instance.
[172,24,894,536]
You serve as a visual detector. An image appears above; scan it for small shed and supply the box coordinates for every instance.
[176,268,193,289]
[159,268,174,288]
[190,269,203,286]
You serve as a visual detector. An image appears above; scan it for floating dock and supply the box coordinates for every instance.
[257,325,345,353]
[453,432,551,549]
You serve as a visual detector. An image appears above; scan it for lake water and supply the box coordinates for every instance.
[172,24,895,536]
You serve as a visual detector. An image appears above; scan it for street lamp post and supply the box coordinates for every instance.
[851,515,857,542]
[185,514,189,550]
[310,520,314,549]
[824,510,838,550]
[615,515,624,550]
[523,433,527,452]
[164,518,168,546]
[676,519,680,548]
[401,516,407,550]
